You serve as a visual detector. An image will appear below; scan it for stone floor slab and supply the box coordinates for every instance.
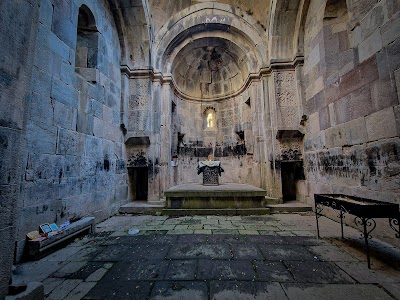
[84,280,154,299]
[210,281,289,300]
[167,244,231,259]
[253,261,295,282]
[230,244,264,260]
[259,244,316,261]
[93,245,130,261]
[285,261,355,284]
[103,260,169,281]
[197,259,257,280]
[282,283,394,300]
[149,281,208,300]
[164,260,197,280]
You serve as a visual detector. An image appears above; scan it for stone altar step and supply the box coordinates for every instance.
[266,201,313,213]
[162,208,271,216]
[119,201,165,214]
[164,183,274,210]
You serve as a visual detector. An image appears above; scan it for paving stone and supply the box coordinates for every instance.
[277,231,296,236]
[194,229,212,234]
[93,245,130,261]
[42,277,64,296]
[52,261,87,278]
[179,219,202,225]
[207,235,247,243]
[258,231,278,236]
[259,244,317,261]
[167,244,231,259]
[380,283,400,300]
[308,245,360,262]
[64,281,97,300]
[103,260,169,281]
[12,260,67,285]
[292,231,316,237]
[84,280,154,299]
[70,247,103,261]
[86,267,109,282]
[230,244,264,259]
[281,283,394,300]
[212,229,240,234]
[67,262,110,280]
[46,279,82,300]
[197,259,257,280]
[177,234,208,243]
[122,243,171,260]
[285,261,355,283]
[174,225,189,230]
[149,281,208,300]
[210,281,289,300]
[283,236,329,245]
[239,230,260,235]
[167,229,194,235]
[335,261,400,283]
[253,261,294,282]
[164,260,197,280]
[248,235,287,244]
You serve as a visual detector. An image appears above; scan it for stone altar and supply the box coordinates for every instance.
[197,160,224,186]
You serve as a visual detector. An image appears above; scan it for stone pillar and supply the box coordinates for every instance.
[159,82,172,196]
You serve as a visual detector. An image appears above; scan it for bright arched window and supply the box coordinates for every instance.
[204,108,216,129]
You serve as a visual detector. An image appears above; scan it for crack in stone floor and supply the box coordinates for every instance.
[11,214,400,299]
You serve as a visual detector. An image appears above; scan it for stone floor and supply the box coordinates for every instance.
[11,213,400,299]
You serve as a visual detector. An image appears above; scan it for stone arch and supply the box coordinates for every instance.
[153,2,268,71]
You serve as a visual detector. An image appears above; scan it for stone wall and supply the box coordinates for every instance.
[16,0,128,254]
[302,0,400,243]
[0,0,40,296]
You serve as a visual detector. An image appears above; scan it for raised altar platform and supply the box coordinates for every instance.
[164,183,273,213]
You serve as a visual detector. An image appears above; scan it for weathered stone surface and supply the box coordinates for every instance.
[366,107,397,141]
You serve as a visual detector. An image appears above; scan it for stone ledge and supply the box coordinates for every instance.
[26,217,95,260]
[162,208,271,216]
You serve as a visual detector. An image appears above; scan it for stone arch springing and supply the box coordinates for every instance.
[75,5,98,69]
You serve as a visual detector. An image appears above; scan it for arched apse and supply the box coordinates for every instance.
[152,2,268,101]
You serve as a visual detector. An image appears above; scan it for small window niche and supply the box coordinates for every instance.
[204,107,216,130]
[75,5,99,82]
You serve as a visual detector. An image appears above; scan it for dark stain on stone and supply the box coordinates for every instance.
[104,158,110,171]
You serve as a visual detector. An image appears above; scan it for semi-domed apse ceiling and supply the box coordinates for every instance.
[172,38,249,100]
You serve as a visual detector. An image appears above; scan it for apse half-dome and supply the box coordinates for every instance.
[172,38,250,100]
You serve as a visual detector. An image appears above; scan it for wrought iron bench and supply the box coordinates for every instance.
[314,194,400,268]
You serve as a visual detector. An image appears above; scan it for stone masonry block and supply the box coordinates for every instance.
[57,128,85,156]
[358,29,383,63]
[54,100,75,130]
[31,66,52,97]
[51,78,79,108]
[366,107,398,141]
[30,92,53,127]
[325,124,347,148]
[38,0,53,29]
[344,117,368,145]
[370,75,399,111]
[360,3,385,41]
[339,56,379,98]
[381,13,400,46]
[26,122,57,154]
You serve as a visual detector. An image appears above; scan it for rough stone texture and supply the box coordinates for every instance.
[1,1,400,295]
[9,214,400,299]
[14,0,129,250]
